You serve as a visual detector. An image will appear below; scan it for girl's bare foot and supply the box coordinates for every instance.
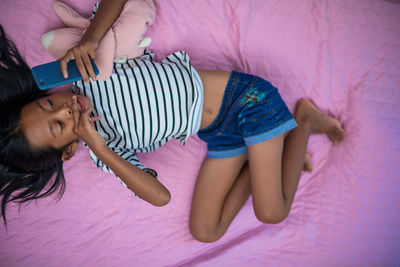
[303,152,313,172]
[295,99,345,144]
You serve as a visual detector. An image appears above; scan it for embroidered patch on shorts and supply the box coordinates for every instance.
[239,88,267,107]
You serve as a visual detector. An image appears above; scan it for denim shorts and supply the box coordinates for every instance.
[198,71,297,158]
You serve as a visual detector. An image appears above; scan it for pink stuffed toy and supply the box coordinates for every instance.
[41,0,155,80]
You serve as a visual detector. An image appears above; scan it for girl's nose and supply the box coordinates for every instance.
[55,104,73,117]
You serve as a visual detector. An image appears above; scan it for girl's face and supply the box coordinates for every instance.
[20,92,92,150]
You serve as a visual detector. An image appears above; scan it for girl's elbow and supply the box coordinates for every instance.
[153,190,171,207]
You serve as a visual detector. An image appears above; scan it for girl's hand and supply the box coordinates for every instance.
[60,38,99,84]
[58,0,129,83]
[71,95,104,149]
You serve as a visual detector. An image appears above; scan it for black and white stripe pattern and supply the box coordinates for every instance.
[90,2,99,20]
[73,51,203,186]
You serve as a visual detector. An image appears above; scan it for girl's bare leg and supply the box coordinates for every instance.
[190,153,314,243]
[189,154,250,242]
[189,99,345,242]
[249,99,345,222]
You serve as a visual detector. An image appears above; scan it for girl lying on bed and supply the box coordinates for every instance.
[0,0,345,242]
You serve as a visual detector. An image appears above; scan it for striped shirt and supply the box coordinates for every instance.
[73,50,203,187]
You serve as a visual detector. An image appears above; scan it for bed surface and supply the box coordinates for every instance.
[1,0,399,266]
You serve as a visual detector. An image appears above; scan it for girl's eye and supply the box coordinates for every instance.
[57,121,63,131]
[47,99,54,109]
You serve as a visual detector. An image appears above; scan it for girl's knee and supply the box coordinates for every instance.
[189,222,223,243]
[254,209,289,225]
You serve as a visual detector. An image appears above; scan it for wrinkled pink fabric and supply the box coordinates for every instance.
[0,0,399,266]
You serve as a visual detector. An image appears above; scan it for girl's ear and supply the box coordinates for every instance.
[61,141,79,161]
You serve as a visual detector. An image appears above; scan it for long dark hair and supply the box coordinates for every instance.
[0,25,67,226]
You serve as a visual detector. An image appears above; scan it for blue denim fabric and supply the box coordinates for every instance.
[198,71,297,158]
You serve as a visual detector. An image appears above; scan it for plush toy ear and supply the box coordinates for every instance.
[53,1,90,29]
[41,28,83,60]
[42,2,89,59]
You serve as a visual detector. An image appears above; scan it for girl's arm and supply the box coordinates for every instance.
[71,95,171,206]
[60,0,129,83]
[91,144,171,206]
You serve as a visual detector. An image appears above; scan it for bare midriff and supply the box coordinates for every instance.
[197,70,231,130]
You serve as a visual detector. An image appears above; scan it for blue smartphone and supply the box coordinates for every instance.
[32,59,99,90]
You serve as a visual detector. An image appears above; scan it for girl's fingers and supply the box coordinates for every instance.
[79,106,94,126]
[89,116,100,127]
[89,48,96,60]
[84,105,92,115]
[73,50,90,83]
[82,53,97,82]
[60,52,74,79]
[72,96,95,135]
[71,95,80,127]
[60,40,98,82]
[90,116,101,122]
[88,47,97,80]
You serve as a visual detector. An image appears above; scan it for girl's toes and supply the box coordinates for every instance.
[328,125,345,144]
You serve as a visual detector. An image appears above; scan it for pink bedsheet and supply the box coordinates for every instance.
[1,0,399,266]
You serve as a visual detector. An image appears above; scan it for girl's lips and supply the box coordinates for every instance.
[76,97,85,113]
